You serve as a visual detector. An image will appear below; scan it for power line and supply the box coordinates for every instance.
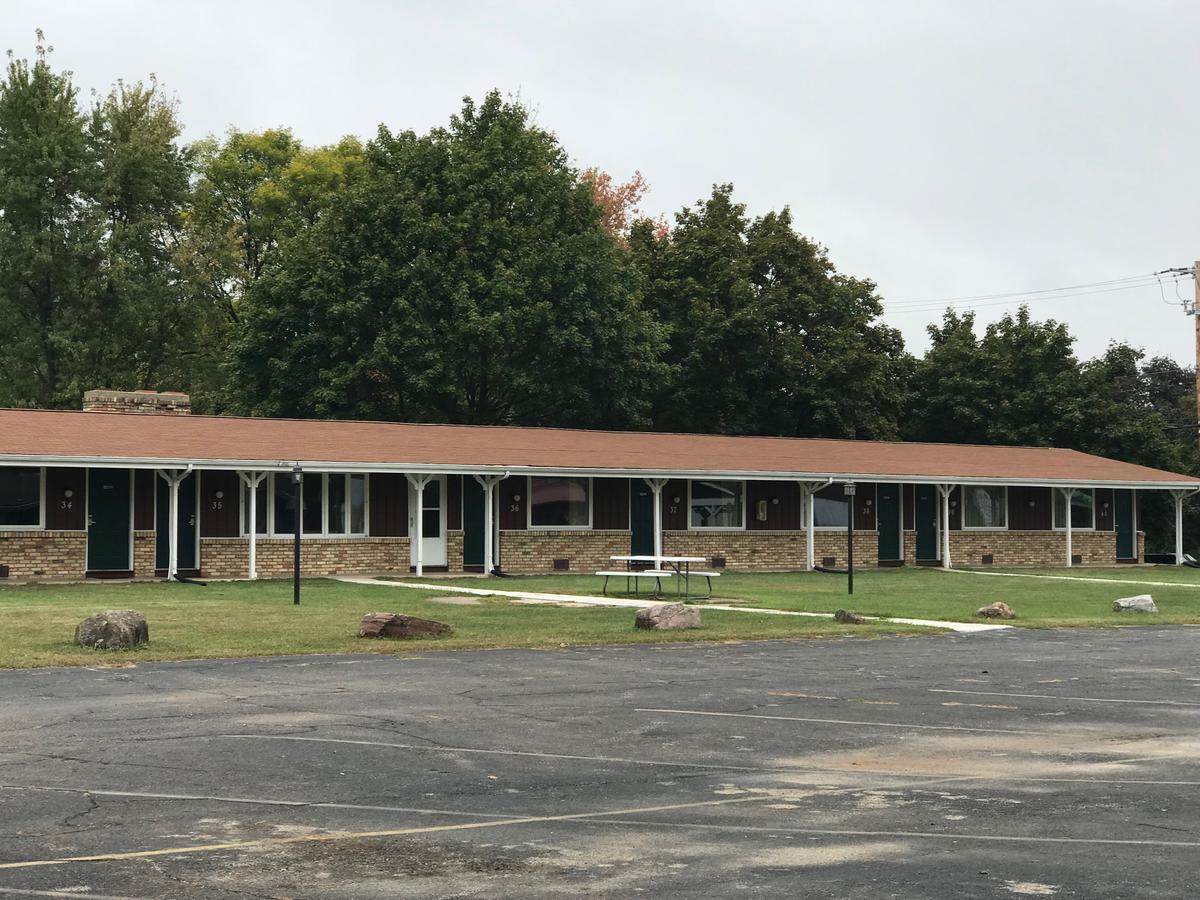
[886,271,1168,307]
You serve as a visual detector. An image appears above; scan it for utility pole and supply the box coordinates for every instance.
[1194,260,1200,439]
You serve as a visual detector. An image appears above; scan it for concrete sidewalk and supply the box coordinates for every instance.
[332,575,1010,633]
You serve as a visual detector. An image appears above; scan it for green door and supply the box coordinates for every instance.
[87,468,131,572]
[915,485,938,561]
[630,481,655,557]
[1115,489,1136,560]
[877,485,901,561]
[156,472,197,571]
[463,476,485,569]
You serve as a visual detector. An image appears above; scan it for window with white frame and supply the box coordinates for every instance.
[1053,488,1094,529]
[0,466,42,528]
[689,480,744,529]
[248,473,368,536]
[962,485,1007,529]
[812,488,849,528]
[529,476,590,528]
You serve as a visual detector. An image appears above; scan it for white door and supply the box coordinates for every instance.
[410,476,447,567]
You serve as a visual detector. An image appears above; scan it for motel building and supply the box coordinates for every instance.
[0,389,1198,582]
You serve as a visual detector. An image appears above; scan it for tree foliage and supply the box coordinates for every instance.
[226,92,666,426]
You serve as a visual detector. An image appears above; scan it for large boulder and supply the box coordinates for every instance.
[358,613,451,639]
[1113,594,1158,614]
[834,609,869,624]
[977,602,1016,619]
[75,610,149,649]
[635,603,701,630]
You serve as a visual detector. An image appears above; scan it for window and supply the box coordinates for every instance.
[349,474,366,534]
[273,474,298,534]
[812,488,849,528]
[529,476,590,528]
[962,486,1007,529]
[689,480,743,529]
[0,467,41,528]
[1054,488,1094,529]
[327,474,347,535]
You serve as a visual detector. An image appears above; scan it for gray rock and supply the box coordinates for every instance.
[635,603,701,630]
[75,610,149,649]
[1113,594,1158,613]
[977,602,1016,619]
[358,613,452,638]
[834,609,869,624]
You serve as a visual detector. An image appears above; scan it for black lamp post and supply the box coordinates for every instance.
[844,482,856,596]
[292,465,303,605]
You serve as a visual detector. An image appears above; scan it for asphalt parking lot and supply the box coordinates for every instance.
[1,627,1199,898]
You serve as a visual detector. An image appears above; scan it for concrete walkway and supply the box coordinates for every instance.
[332,575,1010,634]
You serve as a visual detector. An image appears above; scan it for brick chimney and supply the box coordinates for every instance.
[83,389,192,415]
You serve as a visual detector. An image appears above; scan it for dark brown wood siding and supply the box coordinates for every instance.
[1094,488,1115,531]
[1009,486,1052,530]
[661,479,688,530]
[200,470,241,537]
[747,481,801,531]
[593,477,629,530]
[499,477,526,530]
[447,475,463,531]
[133,469,155,531]
[855,483,878,531]
[369,473,407,537]
[903,484,915,530]
[45,467,86,530]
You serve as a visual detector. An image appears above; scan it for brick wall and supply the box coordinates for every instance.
[0,531,87,579]
[447,530,464,572]
[133,531,155,576]
[663,530,879,569]
[200,537,409,578]
[499,530,631,573]
[903,529,1145,567]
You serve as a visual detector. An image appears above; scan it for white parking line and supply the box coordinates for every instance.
[222,734,768,770]
[931,688,1200,707]
[635,707,1055,735]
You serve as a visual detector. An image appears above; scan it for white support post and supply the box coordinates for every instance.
[643,478,669,561]
[795,480,832,571]
[406,474,433,577]
[474,473,509,575]
[1175,490,1185,566]
[238,471,268,580]
[156,468,186,580]
[1060,488,1074,568]
[936,484,953,569]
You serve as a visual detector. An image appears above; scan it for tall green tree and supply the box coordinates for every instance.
[630,186,910,438]
[0,35,103,407]
[226,92,665,426]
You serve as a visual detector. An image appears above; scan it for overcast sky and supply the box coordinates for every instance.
[7,1,1198,363]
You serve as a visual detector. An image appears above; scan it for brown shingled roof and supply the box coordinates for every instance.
[0,408,1195,487]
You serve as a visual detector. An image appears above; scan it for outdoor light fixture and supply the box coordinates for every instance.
[514,494,522,502]
[215,490,224,500]
[63,489,73,499]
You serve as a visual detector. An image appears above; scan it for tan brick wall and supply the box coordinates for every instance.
[903,529,1145,567]
[663,530,879,569]
[447,530,464,572]
[0,531,87,579]
[133,531,156,576]
[200,537,409,578]
[499,530,631,573]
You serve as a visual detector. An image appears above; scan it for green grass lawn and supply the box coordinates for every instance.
[401,566,1200,629]
[0,578,932,669]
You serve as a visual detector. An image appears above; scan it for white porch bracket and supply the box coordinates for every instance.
[237,471,269,579]
[155,467,191,580]
[935,483,954,569]
[797,480,833,571]
[643,478,670,561]
[406,474,434,577]
[473,473,509,575]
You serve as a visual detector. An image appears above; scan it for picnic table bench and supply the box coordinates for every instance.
[597,555,721,599]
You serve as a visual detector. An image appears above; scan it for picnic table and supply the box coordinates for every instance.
[597,554,720,600]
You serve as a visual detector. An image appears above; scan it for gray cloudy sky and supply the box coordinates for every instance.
[7,0,1198,362]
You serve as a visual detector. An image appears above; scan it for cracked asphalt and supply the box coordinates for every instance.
[1,627,1199,898]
